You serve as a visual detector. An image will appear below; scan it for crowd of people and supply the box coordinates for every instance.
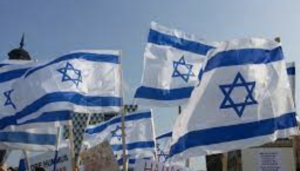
[0,165,46,171]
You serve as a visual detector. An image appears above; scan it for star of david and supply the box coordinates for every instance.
[4,89,16,110]
[219,72,258,117]
[156,143,168,162]
[57,62,82,87]
[172,56,195,83]
[111,125,123,141]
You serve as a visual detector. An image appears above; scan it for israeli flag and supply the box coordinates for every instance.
[83,110,156,157]
[11,50,122,126]
[156,132,172,162]
[134,22,219,106]
[0,62,57,151]
[169,38,299,161]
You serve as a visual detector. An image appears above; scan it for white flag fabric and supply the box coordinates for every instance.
[83,109,156,157]
[0,62,58,151]
[134,22,219,106]
[11,50,122,126]
[169,38,298,161]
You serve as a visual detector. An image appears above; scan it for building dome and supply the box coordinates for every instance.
[7,34,32,60]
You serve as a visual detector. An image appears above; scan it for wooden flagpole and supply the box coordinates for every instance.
[53,127,62,171]
[178,106,191,167]
[121,107,128,171]
[119,50,128,171]
[222,153,228,171]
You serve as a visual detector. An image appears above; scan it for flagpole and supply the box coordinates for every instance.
[22,150,31,171]
[178,106,191,167]
[53,126,61,171]
[222,153,228,171]
[119,50,128,171]
[121,107,128,171]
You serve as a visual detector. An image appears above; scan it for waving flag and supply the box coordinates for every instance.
[0,62,58,151]
[10,50,122,126]
[134,22,219,106]
[83,110,156,157]
[169,38,298,161]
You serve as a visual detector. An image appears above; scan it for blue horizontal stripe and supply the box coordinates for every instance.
[0,63,11,68]
[118,158,137,166]
[134,86,194,101]
[0,115,16,130]
[0,131,56,145]
[16,92,122,121]
[25,52,120,78]
[169,112,297,157]
[287,67,295,75]
[0,111,71,130]
[156,132,172,140]
[204,47,283,73]
[19,111,72,125]
[112,141,155,151]
[148,29,214,55]
[0,68,29,83]
[117,157,152,166]
[85,111,152,134]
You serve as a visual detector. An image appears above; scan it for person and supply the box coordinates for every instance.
[7,167,16,171]
[0,164,7,171]
[34,166,46,171]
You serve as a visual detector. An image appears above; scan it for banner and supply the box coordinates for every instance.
[134,159,194,171]
[19,147,72,171]
[80,141,119,171]
[242,148,295,171]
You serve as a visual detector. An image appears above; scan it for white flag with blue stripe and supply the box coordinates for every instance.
[0,127,57,151]
[83,109,156,157]
[134,22,219,106]
[169,38,299,161]
[11,50,122,126]
[0,62,58,151]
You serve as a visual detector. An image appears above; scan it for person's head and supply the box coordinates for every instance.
[0,164,7,171]
[7,167,15,171]
[35,166,46,171]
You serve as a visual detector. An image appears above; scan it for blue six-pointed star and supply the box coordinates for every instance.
[111,125,123,141]
[172,56,195,83]
[57,62,82,87]
[4,89,16,109]
[219,72,258,117]
[156,143,168,162]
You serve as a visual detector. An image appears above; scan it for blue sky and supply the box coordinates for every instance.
[1,0,300,169]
